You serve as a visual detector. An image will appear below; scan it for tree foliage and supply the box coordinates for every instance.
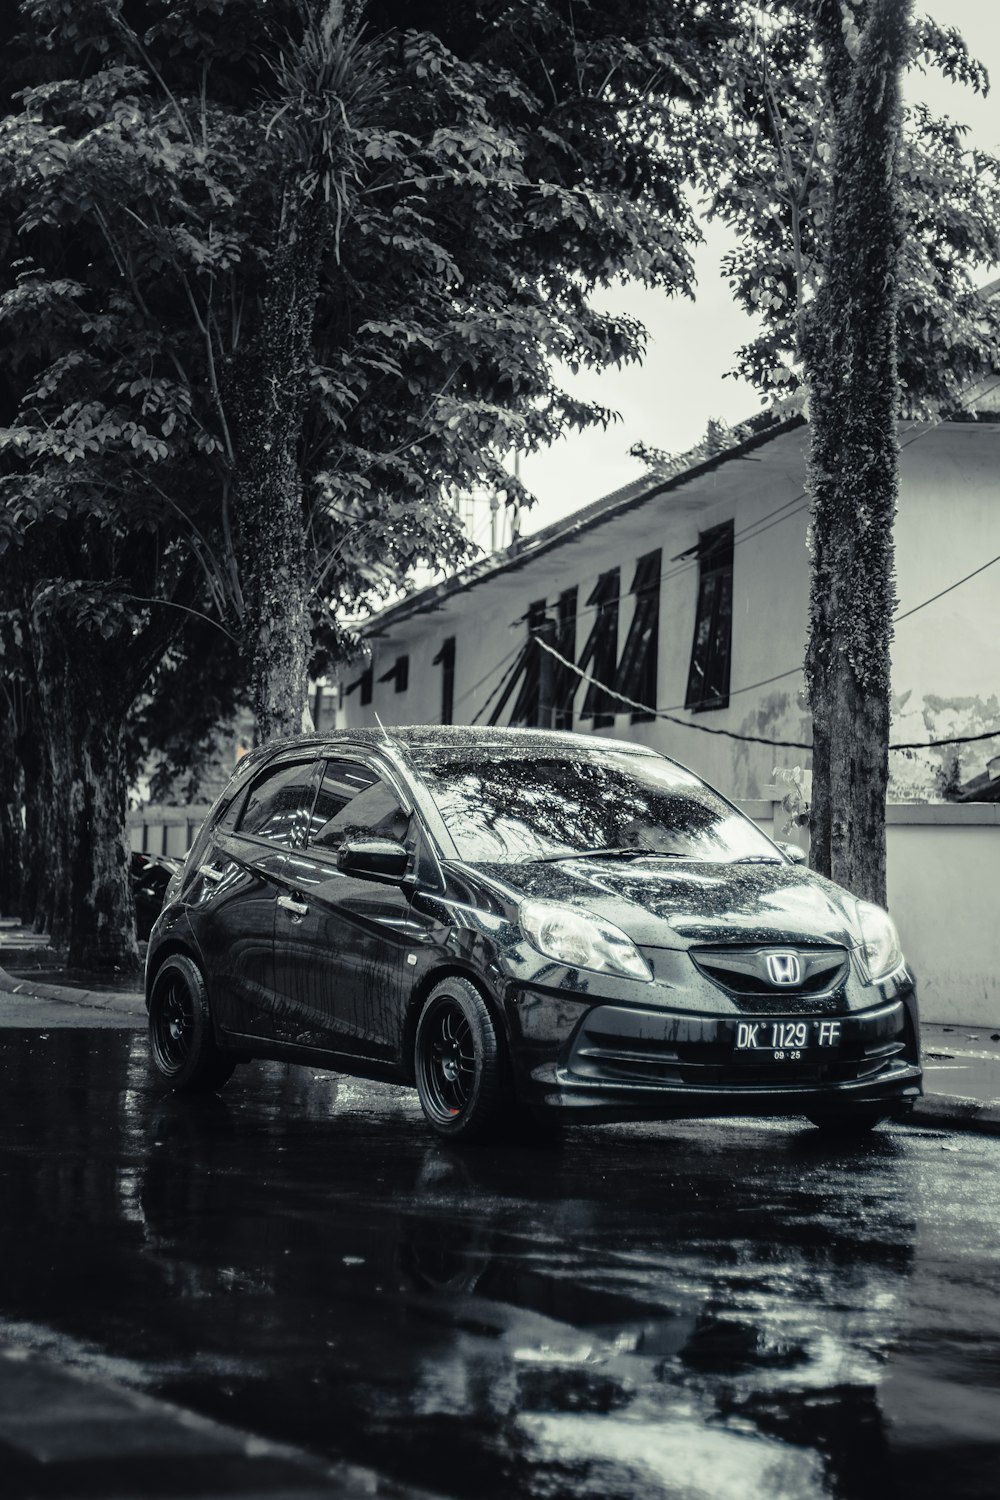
[0,0,735,961]
[700,2,1000,407]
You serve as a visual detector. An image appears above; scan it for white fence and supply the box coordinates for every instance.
[129,805,212,860]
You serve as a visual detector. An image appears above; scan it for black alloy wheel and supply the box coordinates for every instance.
[414,977,509,1140]
[148,954,236,1094]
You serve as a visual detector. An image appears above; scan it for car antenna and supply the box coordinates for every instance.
[374,711,393,748]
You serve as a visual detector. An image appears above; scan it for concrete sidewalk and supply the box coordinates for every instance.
[0,1340,432,1499]
[0,965,145,1017]
[1,928,999,1134]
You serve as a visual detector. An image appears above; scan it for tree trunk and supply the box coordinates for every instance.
[802,0,912,907]
[32,610,140,974]
[233,217,320,745]
[0,707,22,917]
[21,760,51,933]
[14,703,51,931]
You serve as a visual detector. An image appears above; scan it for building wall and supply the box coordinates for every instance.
[890,423,1000,798]
[884,804,1000,1027]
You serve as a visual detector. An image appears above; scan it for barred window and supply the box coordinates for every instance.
[509,600,548,727]
[553,587,577,730]
[616,550,661,723]
[378,655,409,694]
[433,637,456,724]
[345,666,373,706]
[685,522,733,712]
[578,569,620,728]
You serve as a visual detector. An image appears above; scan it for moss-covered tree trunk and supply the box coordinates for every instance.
[802,0,912,908]
[0,705,22,917]
[20,753,51,933]
[32,609,140,973]
[233,212,322,745]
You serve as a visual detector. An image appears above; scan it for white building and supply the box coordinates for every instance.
[334,410,1000,805]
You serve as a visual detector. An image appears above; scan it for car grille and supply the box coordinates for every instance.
[689,944,850,1012]
[565,1001,910,1091]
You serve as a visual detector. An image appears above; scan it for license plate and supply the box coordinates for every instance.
[734,1019,842,1059]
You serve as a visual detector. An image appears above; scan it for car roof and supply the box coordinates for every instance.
[241,723,659,764]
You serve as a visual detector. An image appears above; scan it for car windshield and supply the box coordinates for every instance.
[407,745,780,865]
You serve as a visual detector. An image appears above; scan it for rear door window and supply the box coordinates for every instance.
[236,761,318,848]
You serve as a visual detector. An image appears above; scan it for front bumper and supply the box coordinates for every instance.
[511,991,922,1122]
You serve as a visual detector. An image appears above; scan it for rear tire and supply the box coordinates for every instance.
[414,977,510,1141]
[148,954,235,1094]
[806,1109,887,1136]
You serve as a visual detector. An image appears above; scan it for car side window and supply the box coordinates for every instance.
[308,758,412,853]
[236,761,316,847]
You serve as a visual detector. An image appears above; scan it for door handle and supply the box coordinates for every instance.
[198,864,224,884]
[278,894,309,918]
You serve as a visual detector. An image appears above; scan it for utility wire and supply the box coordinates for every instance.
[651,551,1000,713]
[470,641,530,725]
[533,636,814,746]
[453,635,523,712]
[894,551,1000,623]
[513,374,1000,636]
[532,636,1000,753]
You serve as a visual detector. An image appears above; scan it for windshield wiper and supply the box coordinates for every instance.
[732,854,783,864]
[533,846,685,864]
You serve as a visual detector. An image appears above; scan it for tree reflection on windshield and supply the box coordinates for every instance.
[408,748,779,865]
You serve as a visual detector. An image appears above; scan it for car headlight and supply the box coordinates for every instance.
[855,901,903,982]
[519,900,652,982]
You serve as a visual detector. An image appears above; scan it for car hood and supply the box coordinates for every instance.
[473,858,861,951]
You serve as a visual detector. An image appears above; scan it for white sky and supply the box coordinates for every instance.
[515,4,1000,538]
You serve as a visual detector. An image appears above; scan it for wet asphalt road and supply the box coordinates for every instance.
[1,1024,999,1500]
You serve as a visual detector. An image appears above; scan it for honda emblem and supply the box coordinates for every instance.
[765,951,801,987]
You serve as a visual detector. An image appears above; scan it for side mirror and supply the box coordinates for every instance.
[776,840,808,866]
[338,837,410,882]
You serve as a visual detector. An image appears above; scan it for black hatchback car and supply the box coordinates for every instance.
[146,726,921,1139]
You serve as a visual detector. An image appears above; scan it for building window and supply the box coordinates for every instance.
[553,587,577,729]
[237,760,318,848]
[617,550,661,723]
[345,666,373,706]
[685,522,733,712]
[579,568,620,729]
[433,637,455,724]
[509,600,548,728]
[378,655,409,694]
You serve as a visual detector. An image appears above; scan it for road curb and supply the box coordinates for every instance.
[0,965,145,1016]
[0,1342,434,1498]
[906,1094,1000,1135]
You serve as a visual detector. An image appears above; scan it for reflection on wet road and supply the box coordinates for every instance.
[1,1030,999,1499]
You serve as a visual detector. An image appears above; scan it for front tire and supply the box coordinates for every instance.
[414,977,510,1141]
[148,954,235,1094]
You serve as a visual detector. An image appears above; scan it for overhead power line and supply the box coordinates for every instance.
[512,373,1000,637]
[531,636,1000,753]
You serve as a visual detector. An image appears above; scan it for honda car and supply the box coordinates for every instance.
[146,726,921,1139]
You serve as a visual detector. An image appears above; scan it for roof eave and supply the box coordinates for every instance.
[361,412,806,637]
